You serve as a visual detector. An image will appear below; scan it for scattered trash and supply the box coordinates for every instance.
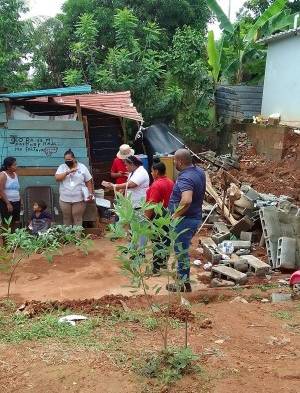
[58,315,88,326]
[230,296,248,304]
[203,262,213,271]
[261,298,270,303]
[219,241,234,255]
[214,339,225,345]
[267,336,291,346]
[181,296,191,308]
[193,259,202,266]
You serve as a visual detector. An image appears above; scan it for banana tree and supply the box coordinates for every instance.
[207,0,290,84]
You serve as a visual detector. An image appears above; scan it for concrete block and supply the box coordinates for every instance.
[201,238,223,264]
[241,185,261,201]
[232,260,249,273]
[230,240,251,250]
[277,237,297,270]
[230,217,254,237]
[211,278,235,288]
[240,231,252,242]
[240,255,270,276]
[212,222,231,244]
[212,265,248,285]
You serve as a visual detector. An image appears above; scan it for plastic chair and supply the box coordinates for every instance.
[21,186,59,227]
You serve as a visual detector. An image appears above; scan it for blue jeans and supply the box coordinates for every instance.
[175,217,201,282]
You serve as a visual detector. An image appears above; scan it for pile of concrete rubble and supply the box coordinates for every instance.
[195,165,300,288]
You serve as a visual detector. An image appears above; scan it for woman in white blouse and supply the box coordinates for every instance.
[55,149,93,226]
[104,155,149,208]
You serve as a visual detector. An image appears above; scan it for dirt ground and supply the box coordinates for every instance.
[0,237,208,302]
[0,296,299,393]
[1,233,299,393]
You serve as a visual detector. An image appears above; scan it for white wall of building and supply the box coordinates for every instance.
[262,35,300,125]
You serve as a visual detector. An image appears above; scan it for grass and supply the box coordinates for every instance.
[0,312,101,344]
[272,310,293,321]
[256,283,279,292]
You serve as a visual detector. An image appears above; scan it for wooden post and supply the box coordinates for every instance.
[76,99,83,122]
[120,117,127,143]
[5,100,12,120]
[83,115,91,168]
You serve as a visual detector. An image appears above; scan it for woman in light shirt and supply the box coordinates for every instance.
[0,156,21,229]
[55,149,93,226]
[104,155,149,208]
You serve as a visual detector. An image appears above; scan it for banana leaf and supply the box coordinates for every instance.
[207,0,234,34]
[244,0,287,43]
[207,31,221,83]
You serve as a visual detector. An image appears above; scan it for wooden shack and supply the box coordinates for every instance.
[0,85,143,221]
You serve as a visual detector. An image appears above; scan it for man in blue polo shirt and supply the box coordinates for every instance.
[167,149,206,292]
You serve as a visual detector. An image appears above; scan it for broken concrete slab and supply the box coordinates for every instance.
[277,237,297,269]
[230,216,254,237]
[212,265,248,285]
[201,238,223,264]
[240,255,270,276]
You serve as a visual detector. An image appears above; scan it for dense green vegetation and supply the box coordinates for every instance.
[1,0,299,139]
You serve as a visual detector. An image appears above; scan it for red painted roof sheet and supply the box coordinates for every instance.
[29,91,143,122]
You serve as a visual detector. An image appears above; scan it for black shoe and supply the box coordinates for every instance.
[152,269,161,277]
[166,282,192,293]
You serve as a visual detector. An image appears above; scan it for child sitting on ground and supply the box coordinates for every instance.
[29,200,52,234]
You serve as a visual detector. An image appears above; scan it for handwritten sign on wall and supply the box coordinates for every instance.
[9,135,59,157]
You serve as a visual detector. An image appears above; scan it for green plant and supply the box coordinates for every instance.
[0,222,93,298]
[110,193,191,351]
[207,0,289,84]
[0,313,99,343]
[272,310,293,321]
[143,317,159,331]
[136,347,199,385]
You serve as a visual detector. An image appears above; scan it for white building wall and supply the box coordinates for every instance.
[262,35,300,125]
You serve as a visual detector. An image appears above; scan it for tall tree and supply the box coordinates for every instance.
[0,0,31,91]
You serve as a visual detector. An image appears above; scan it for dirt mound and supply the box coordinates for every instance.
[17,295,129,317]
[231,131,300,202]
[161,304,195,322]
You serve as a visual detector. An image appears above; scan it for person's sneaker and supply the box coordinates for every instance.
[166,282,192,293]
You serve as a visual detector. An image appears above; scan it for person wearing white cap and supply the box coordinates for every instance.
[111,144,134,185]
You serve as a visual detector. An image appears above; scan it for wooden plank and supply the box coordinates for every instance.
[7,119,84,131]
[7,146,88,158]
[0,103,6,122]
[5,130,85,139]
[17,167,57,176]
[15,157,89,167]
[76,99,83,122]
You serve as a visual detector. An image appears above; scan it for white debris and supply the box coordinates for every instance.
[58,315,88,326]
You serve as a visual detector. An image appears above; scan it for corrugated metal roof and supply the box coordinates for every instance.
[257,27,300,44]
[26,91,143,122]
[0,85,92,99]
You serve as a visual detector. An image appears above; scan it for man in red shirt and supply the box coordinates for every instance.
[111,144,134,184]
[145,160,174,275]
